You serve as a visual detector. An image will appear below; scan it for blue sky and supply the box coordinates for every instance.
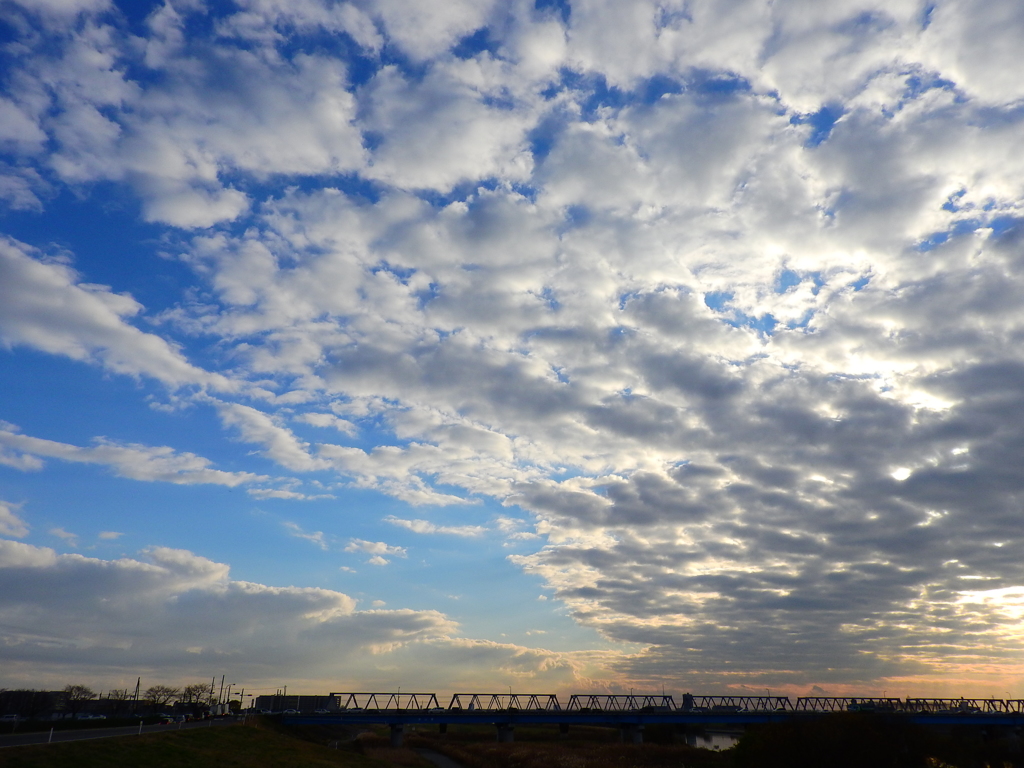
[3,0,1024,700]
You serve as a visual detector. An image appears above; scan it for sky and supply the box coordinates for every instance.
[2,0,1024,702]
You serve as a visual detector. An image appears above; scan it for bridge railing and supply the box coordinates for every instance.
[447,694,561,711]
[681,696,792,712]
[792,697,1019,714]
[566,695,676,711]
[905,699,1011,714]
[329,692,441,711]
[794,698,905,712]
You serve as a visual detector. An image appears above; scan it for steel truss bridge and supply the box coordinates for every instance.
[282,693,1024,746]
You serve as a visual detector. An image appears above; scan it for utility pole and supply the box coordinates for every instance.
[219,676,226,705]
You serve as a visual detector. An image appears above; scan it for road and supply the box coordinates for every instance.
[0,718,236,749]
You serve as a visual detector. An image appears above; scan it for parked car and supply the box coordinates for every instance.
[282,709,299,714]
[0,714,20,723]
[313,709,331,714]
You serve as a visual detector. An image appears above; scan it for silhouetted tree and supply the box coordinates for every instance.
[180,683,212,706]
[144,685,180,709]
[107,688,133,716]
[61,684,95,717]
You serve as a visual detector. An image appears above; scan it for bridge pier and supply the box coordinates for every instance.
[496,724,515,742]
[619,724,644,744]
[389,724,404,748]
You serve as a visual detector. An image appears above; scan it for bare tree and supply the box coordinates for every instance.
[144,685,180,709]
[179,683,212,706]
[62,685,96,717]
[107,688,133,716]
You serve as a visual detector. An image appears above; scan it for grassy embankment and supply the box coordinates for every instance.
[0,719,430,768]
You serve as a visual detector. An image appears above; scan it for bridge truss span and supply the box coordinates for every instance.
[566,694,676,711]
[905,699,1023,714]
[329,692,441,711]
[682,695,793,712]
[794,698,908,712]
[447,693,561,711]
[304,691,1024,719]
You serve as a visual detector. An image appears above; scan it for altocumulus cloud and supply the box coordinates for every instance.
[2,0,1024,695]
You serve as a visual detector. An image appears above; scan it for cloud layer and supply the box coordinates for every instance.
[3,0,1024,693]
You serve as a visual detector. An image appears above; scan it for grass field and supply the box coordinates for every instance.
[0,721,406,768]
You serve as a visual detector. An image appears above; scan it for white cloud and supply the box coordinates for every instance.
[97,531,122,540]
[345,538,407,556]
[368,0,498,61]
[383,515,486,537]
[283,521,328,550]
[361,63,534,190]
[217,402,330,473]
[6,0,111,20]
[0,166,45,211]
[0,97,47,154]
[0,236,229,389]
[0,423,266,487]
[345,538,407,565]
[918,0,1024,105]
[48,527,77,545]
[248,488,335,500]
[0,501,30,538]
[24,10,365,227]
[294,412,358,436]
